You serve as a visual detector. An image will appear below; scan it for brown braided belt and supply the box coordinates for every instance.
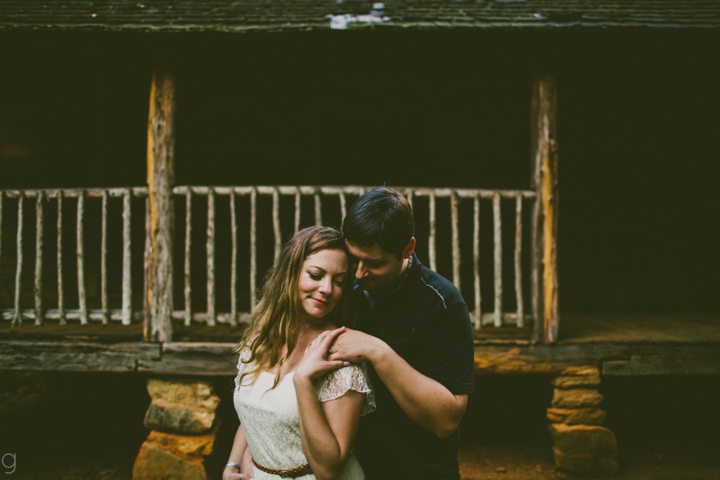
[252,457,313,478]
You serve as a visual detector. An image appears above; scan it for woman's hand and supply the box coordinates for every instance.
[295,327,350,382]
[221,467,254,480]
[223,426,255,480]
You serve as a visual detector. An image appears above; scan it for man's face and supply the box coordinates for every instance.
[345,240,406,292]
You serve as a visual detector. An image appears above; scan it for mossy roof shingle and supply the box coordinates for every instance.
[1,0,719,32]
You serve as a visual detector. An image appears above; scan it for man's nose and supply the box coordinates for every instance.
[355,262,369,279]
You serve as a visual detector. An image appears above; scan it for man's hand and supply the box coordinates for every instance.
[327,328,386,364]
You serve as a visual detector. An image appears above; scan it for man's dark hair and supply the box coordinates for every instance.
[342,187,414,259]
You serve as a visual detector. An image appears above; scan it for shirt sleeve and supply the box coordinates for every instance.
[418,303,475,395]
[316,363,376,417]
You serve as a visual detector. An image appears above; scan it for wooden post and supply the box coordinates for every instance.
[530,74,559,343]
[145,71,175,342]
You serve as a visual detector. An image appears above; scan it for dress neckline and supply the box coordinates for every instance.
[261,370,295,378]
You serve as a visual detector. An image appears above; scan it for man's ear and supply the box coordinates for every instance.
[402,237,416,259]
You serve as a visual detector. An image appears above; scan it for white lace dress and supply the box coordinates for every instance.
[234,356,376,480]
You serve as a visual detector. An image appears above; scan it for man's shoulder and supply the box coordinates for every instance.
[414,265,467,311]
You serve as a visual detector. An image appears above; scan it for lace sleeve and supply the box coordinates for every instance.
[316,363,376,417]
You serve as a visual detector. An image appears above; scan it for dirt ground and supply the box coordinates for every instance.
[4,444,720,479]
[3,372,720,479]
[459,444,720,480]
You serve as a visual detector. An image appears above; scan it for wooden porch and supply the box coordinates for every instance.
[2,312,719,376]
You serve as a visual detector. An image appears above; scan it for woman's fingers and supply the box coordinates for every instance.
[318,326,345,351]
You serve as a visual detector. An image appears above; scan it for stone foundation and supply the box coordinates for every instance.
[133,379,220,480]
[547,366,619,477]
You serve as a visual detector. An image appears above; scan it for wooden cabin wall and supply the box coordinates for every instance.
[0,29,717,319]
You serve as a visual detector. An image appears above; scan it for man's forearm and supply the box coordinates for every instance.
[369,340,467,438]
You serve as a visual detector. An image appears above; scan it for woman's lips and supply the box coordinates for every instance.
[311,298,328,306]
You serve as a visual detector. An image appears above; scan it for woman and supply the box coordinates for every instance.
[224,226,375,480]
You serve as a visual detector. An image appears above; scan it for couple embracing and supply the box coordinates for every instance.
[224,187,475,480]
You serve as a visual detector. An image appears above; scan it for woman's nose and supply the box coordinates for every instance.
[318,277,332,293]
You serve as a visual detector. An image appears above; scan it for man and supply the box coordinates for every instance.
[329,187,475,480]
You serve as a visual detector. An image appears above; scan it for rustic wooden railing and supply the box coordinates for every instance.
[0,185,539,331]
[0,187,148,326]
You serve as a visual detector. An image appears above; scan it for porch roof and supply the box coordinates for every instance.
[1,0,719,33]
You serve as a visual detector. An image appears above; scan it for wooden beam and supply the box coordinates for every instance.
[2,340,717,376]
[146,71,176,342]
[0,341,160,372]
[530,74,559,343]
[474,343,630,374]
[137,342,238,376]
[602,345,720,375]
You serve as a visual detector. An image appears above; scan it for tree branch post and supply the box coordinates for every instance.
[145,71,175,342]
[530,74,560,343]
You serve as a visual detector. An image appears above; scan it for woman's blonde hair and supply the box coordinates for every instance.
[236,226,350,388]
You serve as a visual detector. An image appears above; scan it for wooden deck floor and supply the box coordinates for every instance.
[472,313,720,345]
[2,312,718,344]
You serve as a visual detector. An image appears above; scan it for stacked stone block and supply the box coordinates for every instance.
[133,379,221,480]
[547,366,619,476]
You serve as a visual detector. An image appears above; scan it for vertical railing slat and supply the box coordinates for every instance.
[531,192,540,333]
[451,190,461,290]
[429,190,437,272]
[250,187,257,311]
[230,191,238,327]
[34,192,44,325]
[0,193,3,294]
[143,198,150,336]
[339,192,347,223]
[13,194,23,326]
[514,194,524,327]
[492,193,502,328]
[76,191,88,325]
[122,189,132,325]
[100,191,108,324]
[314,189,322,226]
[294,188,301,235]
[57,192,65,325]
[473,195,481,329]
[273,187,281,260]
[184,191,192,326]
[206,188,216,326]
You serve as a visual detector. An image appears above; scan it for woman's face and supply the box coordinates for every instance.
[297,248,349,321]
